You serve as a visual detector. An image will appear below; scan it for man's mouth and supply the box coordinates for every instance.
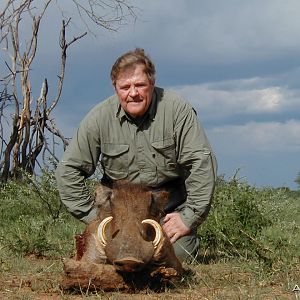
[128,99,143,103]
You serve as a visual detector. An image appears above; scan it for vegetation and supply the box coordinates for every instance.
[0,171,299,299]
[198,176,299,266]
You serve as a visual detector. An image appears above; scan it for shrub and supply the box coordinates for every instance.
[0,171,84,258]
[198,175,300,266]
[1,170,299,267]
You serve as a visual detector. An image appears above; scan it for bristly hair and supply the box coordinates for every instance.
[112,180,150,193]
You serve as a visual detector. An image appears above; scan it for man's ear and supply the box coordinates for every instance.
[150,190,169,219]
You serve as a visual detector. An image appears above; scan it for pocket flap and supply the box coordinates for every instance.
[151,138,175,151]
[101,143,129,157]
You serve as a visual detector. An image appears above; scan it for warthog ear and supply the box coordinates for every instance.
[150,190,169,219]
[94,184,113,219]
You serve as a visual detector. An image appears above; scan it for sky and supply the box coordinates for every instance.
[2,0,300,189]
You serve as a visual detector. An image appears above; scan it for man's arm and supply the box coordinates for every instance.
[174,104,217,231]
[55,111,102,224]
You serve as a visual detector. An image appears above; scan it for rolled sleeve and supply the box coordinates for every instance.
[179,150,217,229]
[55,162,98,223]
[175,105,217,230]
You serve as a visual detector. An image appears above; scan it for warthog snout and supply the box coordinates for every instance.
[113,257,145,272]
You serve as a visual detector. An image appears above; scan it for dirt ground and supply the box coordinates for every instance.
[0,257,299,300]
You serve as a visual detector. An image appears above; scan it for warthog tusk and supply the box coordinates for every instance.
[97,216,113,246]
[141,219,163,249]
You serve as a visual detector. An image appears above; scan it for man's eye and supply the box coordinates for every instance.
[136,84,148,89]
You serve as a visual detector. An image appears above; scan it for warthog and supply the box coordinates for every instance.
[61,181,184,291]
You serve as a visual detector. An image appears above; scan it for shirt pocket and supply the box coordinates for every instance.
[101,143,129,180]
[151,138,177,170]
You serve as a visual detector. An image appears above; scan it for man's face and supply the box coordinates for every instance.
[115,64,154,118]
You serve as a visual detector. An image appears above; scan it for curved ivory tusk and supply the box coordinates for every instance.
[141,219,163,249]
[97,216,113,246]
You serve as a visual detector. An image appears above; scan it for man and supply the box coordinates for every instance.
[56,48,217,261]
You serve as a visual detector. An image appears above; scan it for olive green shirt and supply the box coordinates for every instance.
[56,87,217,229]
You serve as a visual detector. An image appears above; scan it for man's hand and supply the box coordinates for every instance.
[162,212,191,244]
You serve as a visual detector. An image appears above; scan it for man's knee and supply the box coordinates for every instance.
[173,234,200,262]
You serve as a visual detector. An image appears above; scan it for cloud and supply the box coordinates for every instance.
[12,1,300,90]
[208,120,300,153]
[6,0,300,76]
[172,76,300,121]
[25,0,300,67]
[112,0,300,65]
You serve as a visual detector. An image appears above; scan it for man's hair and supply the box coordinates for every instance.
[110,48,156,86]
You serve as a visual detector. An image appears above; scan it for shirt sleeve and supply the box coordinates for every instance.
[55,111,101,224]
[174,104,217,230]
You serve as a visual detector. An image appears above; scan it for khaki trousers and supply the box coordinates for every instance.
[173,233,200,262]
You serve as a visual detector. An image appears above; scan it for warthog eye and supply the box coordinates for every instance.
[112,229,120,239]
[141,223,156,242]
[141,219,163,249]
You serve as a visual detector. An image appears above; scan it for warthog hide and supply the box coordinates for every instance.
[61,181,184,292]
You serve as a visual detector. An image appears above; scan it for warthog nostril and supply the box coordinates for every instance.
[113,257,145,272]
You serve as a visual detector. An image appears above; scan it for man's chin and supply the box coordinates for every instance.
[126,105,145,117]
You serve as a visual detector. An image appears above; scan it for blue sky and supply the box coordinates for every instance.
[3,1,300,189]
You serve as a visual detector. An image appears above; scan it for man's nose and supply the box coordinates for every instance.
[129,85,138,96]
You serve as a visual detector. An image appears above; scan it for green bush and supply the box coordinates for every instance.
[198,175,300,266]
[0,171,84,258]
[1,170,299,268]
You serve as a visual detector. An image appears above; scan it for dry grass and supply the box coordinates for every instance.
[0,255,299,299]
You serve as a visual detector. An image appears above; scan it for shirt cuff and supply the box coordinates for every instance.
[179,207,199,230]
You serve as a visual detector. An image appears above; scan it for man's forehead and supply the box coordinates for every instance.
[116,64,147,82]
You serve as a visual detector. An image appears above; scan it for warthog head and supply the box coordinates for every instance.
[94,181,170,272]
[62,181,184,291]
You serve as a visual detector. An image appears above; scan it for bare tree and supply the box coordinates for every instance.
[0,0,135,182]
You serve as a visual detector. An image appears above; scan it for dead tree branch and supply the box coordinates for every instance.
[0,0,136,182]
